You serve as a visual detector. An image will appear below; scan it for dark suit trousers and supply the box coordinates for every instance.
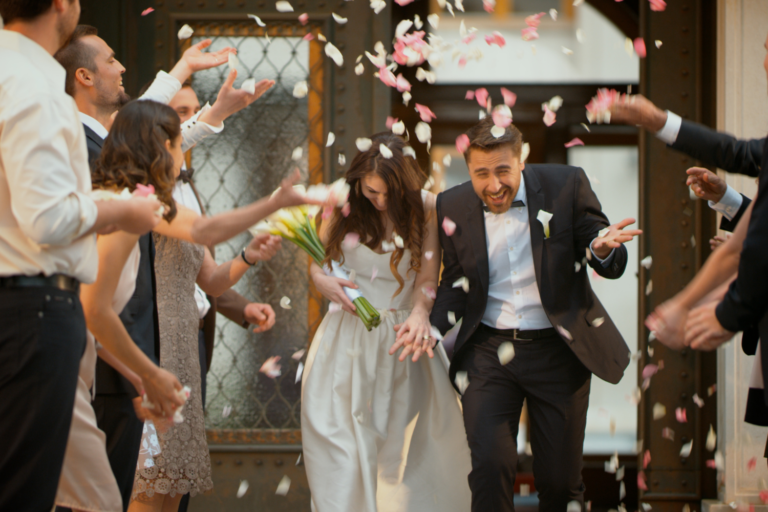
[458,326,591,512]
[0,287,86,512]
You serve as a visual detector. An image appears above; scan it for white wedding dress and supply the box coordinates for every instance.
[301,208,472,511]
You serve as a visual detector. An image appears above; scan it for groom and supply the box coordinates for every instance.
[430,118,641,511]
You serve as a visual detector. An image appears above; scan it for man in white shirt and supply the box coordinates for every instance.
[0,1,163,511]
[430,118,641,511]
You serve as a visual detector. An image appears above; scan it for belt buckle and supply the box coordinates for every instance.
[512,329,531,341]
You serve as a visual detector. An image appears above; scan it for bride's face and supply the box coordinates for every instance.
[164,134,184,179]
[361,173,388,211]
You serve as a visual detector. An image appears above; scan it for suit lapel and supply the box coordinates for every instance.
[82,123,105,149]
[523,166,545,288]
[465,191,490,293]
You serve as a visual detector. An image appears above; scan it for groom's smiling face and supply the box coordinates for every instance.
[467,147,525,214]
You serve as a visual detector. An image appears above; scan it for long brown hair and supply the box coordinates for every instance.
[91,100,181,222]
[323,132,427,296]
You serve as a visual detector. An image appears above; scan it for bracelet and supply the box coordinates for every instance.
[241,248,257,266]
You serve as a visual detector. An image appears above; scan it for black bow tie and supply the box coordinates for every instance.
[483,200,525,212]
[179,167,195,184]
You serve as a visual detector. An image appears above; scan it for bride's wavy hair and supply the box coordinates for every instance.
[323,132,427,297]
[91,100,181,222]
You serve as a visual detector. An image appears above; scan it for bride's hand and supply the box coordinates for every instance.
[312,273,358,314]
[389,309,435,362]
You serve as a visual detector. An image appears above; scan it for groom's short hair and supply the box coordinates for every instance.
[0,0,56,24]
[464,117,523,164]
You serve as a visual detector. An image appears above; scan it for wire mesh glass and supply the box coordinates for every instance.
[190,34,310,431]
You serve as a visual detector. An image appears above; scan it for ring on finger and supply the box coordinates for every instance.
[422,335,430,341]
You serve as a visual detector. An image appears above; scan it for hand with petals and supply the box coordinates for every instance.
[201,69,275,126]
[244,233,282,263]
[646,299,688,350]
[390,308,435,362]
[591,218,643,259]
[608,94,668,132]
[169,39,236,83]
[686,167,727,203]
[685,302,735,351]
[270,169,326,209]
[244,302,276,333]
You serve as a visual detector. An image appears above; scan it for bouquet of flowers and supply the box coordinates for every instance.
[250,179,382,331]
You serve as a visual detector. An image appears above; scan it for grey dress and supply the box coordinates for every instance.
[132,234,212,499]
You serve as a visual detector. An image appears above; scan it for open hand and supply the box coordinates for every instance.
[389,309,435,362]
[271,169,321,209]
[609,94,668,132]
[244,302,276,333]
[645,299,688,350]
[686,167,727,203]
[182,39,236,73]
[201,69,275,126]
[245,233,282,262]
[591,218,642,259]
[685,302,735,350]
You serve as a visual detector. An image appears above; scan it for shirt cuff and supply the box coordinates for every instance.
[181,103,224,152]
[707,185,743,221]
[72,191,99,239]
[655,111,682,145]
[589,239,615,268]
[139,71,182,105]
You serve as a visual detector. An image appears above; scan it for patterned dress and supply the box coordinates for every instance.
[132,234,212,499]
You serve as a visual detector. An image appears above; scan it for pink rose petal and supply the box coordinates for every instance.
[378,67,398,88]
[643,449,651,469]
[458,55,468,68]
[500,87,517,107]
[134,183,156,197]
[303,33,315,41]
[483,0,495,12]
[748,457,757,471]
[395,0,415,5]
[706,459,717,469]
[564,138,585,148]
[760,490,768,505]
[415,103,437,123]
[475,88,489,108]
[343,232,360,249]
[425,250,434,260]
[484,31,506,48]
[637,471,648,491]
[442,217,456,236]
[141,7,155,16]
[386,116,399,130]
[421,286,436,300]
[462,33,477,45]
[649,0,666,11]
[675,407,687,423]
[298,13,309,25]
[456,134,470,154]
[491,106,512,128]
[524,12,546,28]
[543,104,556,126]
[259,356,282,379]
[395,74,412,93]
[465,90,475,101]
[521,27,539,42]
[370,265,378,282]
[634,37,647,58]
[641,363,658,380]
[341,203,351,217]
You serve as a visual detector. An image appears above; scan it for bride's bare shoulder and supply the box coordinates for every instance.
[421,189,437,212]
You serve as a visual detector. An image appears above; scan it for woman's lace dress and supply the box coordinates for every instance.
[132,234,212,499]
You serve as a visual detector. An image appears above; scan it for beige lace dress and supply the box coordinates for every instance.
[132,234,212,499]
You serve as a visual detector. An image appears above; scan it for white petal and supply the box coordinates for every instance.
[292,80,308,98]
[556,325,572,341]
[574,261,581,273]
[592,317,605,327]
[427,13,440,28]
[645,279,653,296]
[228,53,239,71]
[403,146,416,159]
[640,255,652,269]
[248,14,267,26]
[325,42,344,67]
[455,371,469,394]
[497,342,515,365]
[291,146,303,161]
[562,46,574,55]
[442,154,452,167]
[414,15,423,29]
[567,501,580,512]
[222,404,232,418]
[392,121,405,135]
[318,33,327,42]
[177,24,194,40]
[395,20,413,39]
[402,91,412,106]
[452,276,470,293]
[415,122,432,143]
[356,138,373,152]
[655,40,663,48]
[276,0,294,11]
[348,269,356,282]
[237,480,250,498]
[292,349,305,360]
[706,424,716,451]
[490,125,505,138]
[379,144,394,159]
[280,296,292,309]
[326,132,335,147]
[680,440,693,458]
[275,475,291,495]
[240,78,256,94]
[295,361,304,384]
[332,13,348,24]
[338,153,347,166]
[394,233,404,248]
[520,142,530,163]
[653,402,666,420]
[355,62,365,75]
[448,311,457,325]
[549,8,558,20]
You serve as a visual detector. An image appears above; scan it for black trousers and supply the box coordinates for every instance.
[0,287,86,512]
[178,328,208,512]
[458,326,591,512]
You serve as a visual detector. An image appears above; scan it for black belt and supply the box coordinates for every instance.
[478,323,556,341]
[0,274,80,293]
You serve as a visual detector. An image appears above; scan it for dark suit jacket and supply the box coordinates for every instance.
[431,165,630,386]
[671,119,762,178]
[83,123,104,171]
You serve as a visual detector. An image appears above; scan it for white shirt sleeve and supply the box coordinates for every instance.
[139,71,182,104]
[1,96,98,245]
[589,239,615,268]
[655,111,683,145]
[180,102,224,152]
[708,184,743,221]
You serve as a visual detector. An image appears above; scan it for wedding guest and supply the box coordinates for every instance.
[302,133,473,512]
[428,118,641,511]
[0,1,162,510]
[54,26,274,510]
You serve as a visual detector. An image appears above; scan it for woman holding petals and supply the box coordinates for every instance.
[301,132,472,511]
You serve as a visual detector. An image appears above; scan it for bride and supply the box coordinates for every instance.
[301,132,472,511]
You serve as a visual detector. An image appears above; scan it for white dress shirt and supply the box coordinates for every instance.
[0,31,98,282]
[172,179,211,319]
[482,175,615,330]
[80,112,109,140]
[656,110,745,220]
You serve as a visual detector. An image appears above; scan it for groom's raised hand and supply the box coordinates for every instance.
[591,218,642,260]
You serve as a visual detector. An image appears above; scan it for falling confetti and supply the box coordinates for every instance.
[708,384,717,396]
[556,325,573,341]
[549,8,558,20]
[292,349,306,360]
[645,280,653,296]
[748,457,757,471]
[415,122,432,143]
[356,138,373,152]
[640,255,653,269]
[575,262,582,273]
[565,138,584,148]
[370,266,378,282]
[276,0,294,11]
[661,427,675,441]
[693,393,704,408]
[649,0,667,11]
[325,42,344,66]
[280,296,292,309]
[592,317,605,327]
[141,7,155,16]
[421,286,437,300]
[237,480,250,498]
[675,407,687,423]
[634,37,647,58]
[332,13,348,24]
[542,105,556,126]
[425,251,434,261]
[567,501,581,512]
[456,134,470,154]
[228,53,239,72]
[562,47,574,55]
[680,439,693,458]
[442,217,457,236]
[326,132,335,147]
[260,356,282,378]
[343,232,360,250]
[498,342,515,365]
[455,371,470,394]
[240,79,256,95]
[655,40,663,48]
[706,425,717,451]
[448,311,457,325]
[415,104,437,123]
[452,277,470,293]
[643,450,651,468]
[379,144,394,159]
[177,24,194,40]
[248,14,267,26]
[222,405,232,418]
[295,361,304,383]
[299,13,309,25]
[293,80,308,98]
[275,475,291,496]
[638,471,648,491]
[653,403,666,420]
[291,147,303,161]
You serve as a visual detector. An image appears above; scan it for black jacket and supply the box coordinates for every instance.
[84,124,161,396]
[430,165,630,386]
